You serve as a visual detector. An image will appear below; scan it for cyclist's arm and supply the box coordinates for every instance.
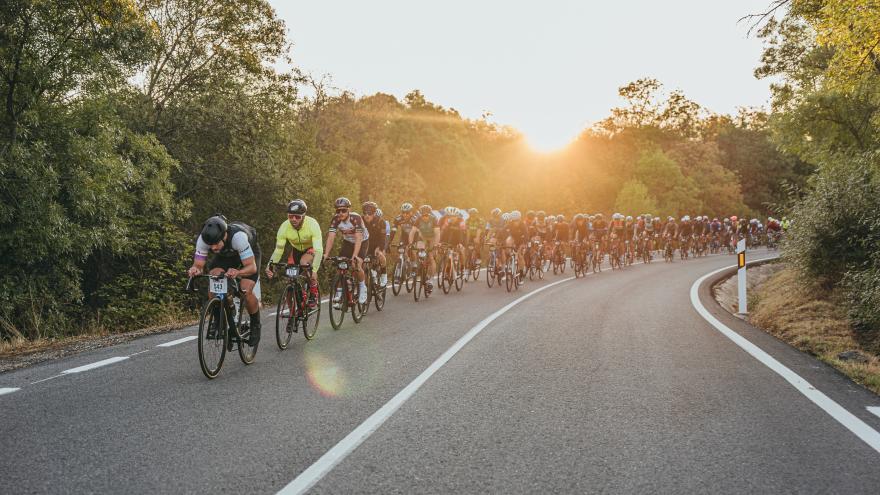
[270,223,289,264]
[189,235,211,275]
[230,231,257,277]
[384,220,391,251]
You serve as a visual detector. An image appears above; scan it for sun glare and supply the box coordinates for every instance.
[525,130,577,154]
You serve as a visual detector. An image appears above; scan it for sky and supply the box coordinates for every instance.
[270,0,776,152]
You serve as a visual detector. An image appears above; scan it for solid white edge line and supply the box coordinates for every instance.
[61,356,129,374]
[690,258,880,455]
[277,274,579,495]
[157,335,197,347]
[0,387,20,396]
[868,407,880,420]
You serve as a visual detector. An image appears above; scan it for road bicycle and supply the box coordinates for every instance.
[186,274,258,379]
[589,236,604,273]
[327,256,363,329]
[486,243,499,288]
[663,236,675,263]
[362,255,387,313]
[411,245,433,302]
[502,246,522,292]
[269,262,321,350]
[609,234,622,270]
[465,241,482,281]
[390,242,411,296]
[551,240,566,274]
[436,243,464,294]
[527,239,545,280]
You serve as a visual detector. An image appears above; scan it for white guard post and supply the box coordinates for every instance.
[737,238,747,314]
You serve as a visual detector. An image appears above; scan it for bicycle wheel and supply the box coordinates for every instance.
[391,260,403,296]
[454,258,463,291]
[486,256,496,288]
[440,258,451,294]
[373,274,386,311]
[329,275,346,330]
[302,283,321,340]
[198,298,227,379]
[361,268,372,315]
[238,321,258,365]
[351,279,364,323]
[505,259,513,292]
[275,285,295,350]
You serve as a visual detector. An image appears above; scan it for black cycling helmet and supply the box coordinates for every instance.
[362,201,378,215]
[334,197,352,209]
[287,199,307,215]
[526,210,535,219]
[201,215,228,245]
[419,204,433,215]
[491,208,502,217]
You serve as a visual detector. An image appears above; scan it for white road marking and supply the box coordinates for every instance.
[277,274,579,495]
[157,336,197,347]
[868,407,880,420]
[30,375,64,385]
[691,258,880,455]
[61,356,129,375]
[0,387,20,396]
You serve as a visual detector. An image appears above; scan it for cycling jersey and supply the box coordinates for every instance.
[504,221,528,246]
[329,212,369,244]
[553,222,570,242]
[413,214,438,240]
[571,221,588,241]
[364,215,389,252]
[439,215,466,245]
[679,222,693,237]
[269,216,323,269]
[196,222,257,263]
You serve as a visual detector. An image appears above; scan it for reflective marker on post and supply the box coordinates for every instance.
[737,238,747,314]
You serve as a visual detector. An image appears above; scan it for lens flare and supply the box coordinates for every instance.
[304,351,347,398]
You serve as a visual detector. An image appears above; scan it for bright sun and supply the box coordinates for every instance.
[524,129,577,154]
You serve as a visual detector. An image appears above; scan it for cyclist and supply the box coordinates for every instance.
[624,215,635,260]
[591,213,608,254]
[325,197,369,305]
[391,202,417,268]
[502,210,529,279]
[610,213,625,258]
[465,207,485,272]
[362,201,389,287]
[553,214,570,262]
[187,215,262,345]
[408,204,441,294]
[265,199,323,309]
[439,206,467,274]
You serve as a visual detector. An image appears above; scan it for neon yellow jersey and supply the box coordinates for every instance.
[270,216,324,270]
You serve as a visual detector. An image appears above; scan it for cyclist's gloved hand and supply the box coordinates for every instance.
[226,268,240,278]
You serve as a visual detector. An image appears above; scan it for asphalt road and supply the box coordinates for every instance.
[2,250,879,494]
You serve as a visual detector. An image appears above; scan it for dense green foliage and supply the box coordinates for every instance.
[755,0,880,331]
[0,0,809,341]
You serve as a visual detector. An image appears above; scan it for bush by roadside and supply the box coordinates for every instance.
[748,266,880,395]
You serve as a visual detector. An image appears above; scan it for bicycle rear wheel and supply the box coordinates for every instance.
[486,258,495,288]
[238,321,258,364]
[198,298,227,379]
[275,285,295,350]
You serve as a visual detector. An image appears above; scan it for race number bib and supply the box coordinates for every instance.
[211,277,228,294]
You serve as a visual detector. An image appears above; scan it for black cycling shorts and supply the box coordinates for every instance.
[340,240,368,260]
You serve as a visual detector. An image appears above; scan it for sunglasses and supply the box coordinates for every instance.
[336,208,349,214]
[289,214,303,220]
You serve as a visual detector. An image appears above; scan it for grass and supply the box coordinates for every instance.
[749,267,880,396]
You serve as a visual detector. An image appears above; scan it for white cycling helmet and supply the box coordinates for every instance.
[510,210,522,221]
[444,206,457,216]
[501,213,511,222]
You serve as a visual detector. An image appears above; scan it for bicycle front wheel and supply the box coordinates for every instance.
[198,298,227,379]
[275,285,295,350]
[329,275,346,330]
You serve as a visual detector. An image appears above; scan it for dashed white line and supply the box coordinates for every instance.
[868,407,880,420]
[157,336,197,347]
[276,274,578,495]
[61,356,129,375]
[0,387,20,396]
[691,258,880,455]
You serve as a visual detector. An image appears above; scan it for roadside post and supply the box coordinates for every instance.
[737,238,747,314]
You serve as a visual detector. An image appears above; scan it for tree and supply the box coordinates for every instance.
[614,180,659,215]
